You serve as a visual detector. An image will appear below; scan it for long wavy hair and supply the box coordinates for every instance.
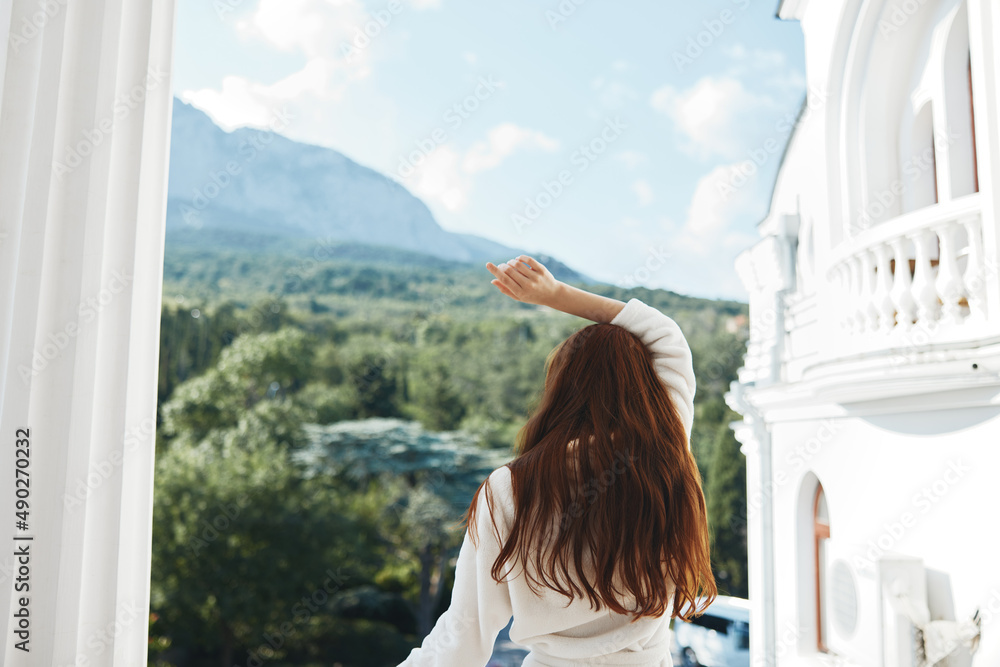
[464,321,716,621]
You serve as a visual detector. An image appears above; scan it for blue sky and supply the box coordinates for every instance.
[172,0,805,301]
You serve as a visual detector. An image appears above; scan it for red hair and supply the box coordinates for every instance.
[465,322,717,621]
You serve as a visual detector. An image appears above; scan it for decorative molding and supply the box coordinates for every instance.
[740,360,1000,424]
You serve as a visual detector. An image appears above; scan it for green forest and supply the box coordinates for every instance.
[149,236,751,667]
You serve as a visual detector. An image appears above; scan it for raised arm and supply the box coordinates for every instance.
[486,256,695,441]
[485,255,625,323]
[609,298,697,440]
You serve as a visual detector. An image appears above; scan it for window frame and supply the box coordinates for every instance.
[813,483,830,652]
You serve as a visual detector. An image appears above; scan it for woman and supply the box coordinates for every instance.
[398,255,716,667]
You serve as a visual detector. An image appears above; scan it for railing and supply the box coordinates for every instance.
[826,196,990,339]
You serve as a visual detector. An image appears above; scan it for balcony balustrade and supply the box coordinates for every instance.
[825,195,994,356]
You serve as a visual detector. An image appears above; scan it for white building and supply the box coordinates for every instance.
[727,0,1000,665]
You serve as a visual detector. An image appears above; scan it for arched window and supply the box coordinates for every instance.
[847,0,980,234]
[942,2,978,198]
[814,483,830,651]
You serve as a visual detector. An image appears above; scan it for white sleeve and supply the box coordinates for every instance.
[609,298,697,441]
[396,466,514,667]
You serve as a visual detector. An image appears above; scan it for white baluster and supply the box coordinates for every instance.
[933,221,967,325]
[830,263,846,330]
[961,215,988,322]
[873,243,896,332]
[837,263,852,331]
[860,250,880,331]
[890,237,917,330]
[849,256,864,334]
[838,261,853,333]
[910,228,941,324]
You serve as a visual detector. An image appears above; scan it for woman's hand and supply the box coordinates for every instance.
[485,255,563,307]
[487,255,626,322]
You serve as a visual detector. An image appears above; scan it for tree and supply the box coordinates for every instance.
[150,437,382,667]
[159,328,316,448]
[408,357,466,431]
[296,418,512,640]
[705,420,749,598]
[344,349,401,418]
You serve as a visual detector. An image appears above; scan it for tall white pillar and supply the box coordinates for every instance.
[0,0,176,665]
[728,396,776,667]
[969,0,1000,320]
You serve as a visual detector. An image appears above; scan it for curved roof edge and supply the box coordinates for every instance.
[757,93,808,227]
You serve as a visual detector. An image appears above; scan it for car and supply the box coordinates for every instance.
[670,596,750,667]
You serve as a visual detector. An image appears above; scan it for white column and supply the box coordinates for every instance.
[727,385,776,667]
[968,0,1000,319]
[0,1,176,665]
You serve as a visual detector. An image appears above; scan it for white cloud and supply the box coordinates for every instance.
[674,162,764,255]
[182,60,338,130]
[187,0,439,133]
[236,0,440,57]
[644,50,805,273]
[406,145,468,212]
[403,123,559,212]
[462,123,559,174]
[632,179,654,207]
[236,0,368,61]
[462,51,478,65]
[650,76,779,160]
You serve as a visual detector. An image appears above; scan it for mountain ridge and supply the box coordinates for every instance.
[166,98,592,283]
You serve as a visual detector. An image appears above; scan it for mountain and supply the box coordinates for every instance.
[166,98,590,283]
